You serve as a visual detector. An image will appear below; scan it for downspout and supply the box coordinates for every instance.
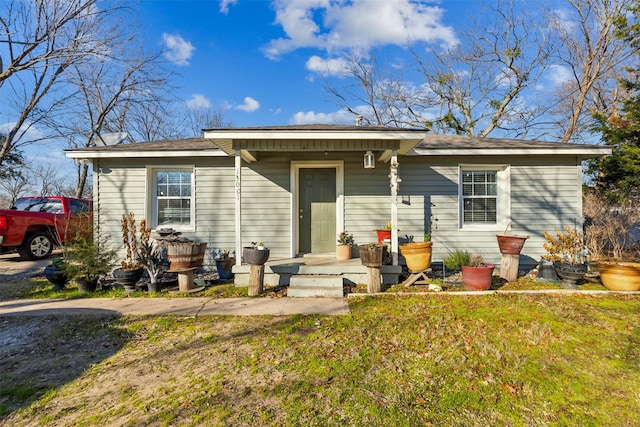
[235,150,242,266]
[390,150,399,265]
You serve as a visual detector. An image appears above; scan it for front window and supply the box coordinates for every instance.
[153,170,193,228]
[459,166,509,229]
[462,170,497,224]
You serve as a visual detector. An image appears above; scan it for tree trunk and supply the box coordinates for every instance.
[366,266,382,293]
[248,264,265,296]
[500,254,520,282]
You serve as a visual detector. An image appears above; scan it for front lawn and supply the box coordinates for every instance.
[1,293,638,426]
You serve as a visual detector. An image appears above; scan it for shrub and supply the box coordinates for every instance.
[443,249,471,270]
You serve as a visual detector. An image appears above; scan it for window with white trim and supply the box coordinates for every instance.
[152,169,194,229]
[459,166,509,228]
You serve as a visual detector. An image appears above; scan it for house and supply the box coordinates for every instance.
[66,125,611,290]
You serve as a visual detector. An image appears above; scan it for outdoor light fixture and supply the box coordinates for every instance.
[364,150,375,169]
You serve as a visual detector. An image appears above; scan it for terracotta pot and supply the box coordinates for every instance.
[461,264,495,291]
[595,261,640,291]
[336,244,352,260]
[496,235,528,255]
[399,242,433,271]
[243,247,270,265]
[553,262,587,289]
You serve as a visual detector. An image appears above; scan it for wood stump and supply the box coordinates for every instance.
[248,264,265,296]
[500,253,519,282]
[177,269,194,292]
[366,266,382,293]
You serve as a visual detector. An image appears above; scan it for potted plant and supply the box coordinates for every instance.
[136,224,168,294]
[359,242,385,267]
[399,234,433,271]
[243,242,270,265]
[214,249,235,280]
[460,254,495,291]
[374,220,393,244]
[542,226,588,289]
[112,212,145,292]
[336,231,354,260]
[496,222,529,255]
[43,257,69,290]
[583,192,640,291]
[61,219,117,292]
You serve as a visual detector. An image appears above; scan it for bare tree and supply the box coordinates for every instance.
[0,0,128,169]
[0,170,31,205]
[547,0,633,143]
[46,42,173,197]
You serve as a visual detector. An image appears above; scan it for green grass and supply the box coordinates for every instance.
[1,294,638,426]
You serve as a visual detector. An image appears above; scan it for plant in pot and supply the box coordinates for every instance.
[443,250,495,290]
[243,242,270,265]
[461,255,495,291]
[336,231,354,260]
[583,191,640,291]
[136,223,169,294]
[214,249,236,280]
[496,222,529,255]
[61,219,117,292]
[399,234,433,272]
[359,242,385,267]
[43,257,69,290]
[542,226,588,289]
[374,220,393,244]
[112,212,145,292]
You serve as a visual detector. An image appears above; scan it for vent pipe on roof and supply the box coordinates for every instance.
[355,115,363,126]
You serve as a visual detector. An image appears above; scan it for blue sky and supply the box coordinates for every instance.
[139,0,469,127]
[3,0,576,175]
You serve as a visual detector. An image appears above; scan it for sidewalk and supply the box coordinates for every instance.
[0,297,351,317]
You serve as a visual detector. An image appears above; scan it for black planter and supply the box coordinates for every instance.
[112,267,144,292]
[77,277,99,292]
[553,261,587,289]
[243,247,270,265]
[43,265,69,290]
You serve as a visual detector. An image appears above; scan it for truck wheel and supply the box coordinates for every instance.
[18,232,54,260]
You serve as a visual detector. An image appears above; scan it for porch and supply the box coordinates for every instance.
[232,255,402,297]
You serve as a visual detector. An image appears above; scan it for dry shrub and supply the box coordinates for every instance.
[583,191,640,260]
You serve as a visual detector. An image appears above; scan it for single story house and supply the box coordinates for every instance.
[66,124,611,290]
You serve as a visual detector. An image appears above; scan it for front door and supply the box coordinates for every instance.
[299,168,336,253]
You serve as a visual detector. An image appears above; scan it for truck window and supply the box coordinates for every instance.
[69,199,90,215]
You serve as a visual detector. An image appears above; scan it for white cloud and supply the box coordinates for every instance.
[219,0,237,14]
[547,64,572,86]
[162,33,195,66]
[289,109,355,125]
[263,0,457,59]
[306,55,349,76]
[235,97,260,112]
[185,94,212,110]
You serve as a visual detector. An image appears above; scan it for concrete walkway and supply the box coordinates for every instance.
[0,297,351,317]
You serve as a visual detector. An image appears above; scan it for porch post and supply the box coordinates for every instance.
[235,150,242,266]
[390,150,399,265]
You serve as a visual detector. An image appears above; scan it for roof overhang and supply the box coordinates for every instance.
[204,128,425,163]
[65,150,227,160]
[412,146,612,160]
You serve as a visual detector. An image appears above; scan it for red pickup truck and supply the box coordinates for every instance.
[0,196,93,260]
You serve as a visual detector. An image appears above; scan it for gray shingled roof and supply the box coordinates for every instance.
[417,134,603,150]
[67,137,215,153]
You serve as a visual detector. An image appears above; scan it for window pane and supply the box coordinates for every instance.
[155,170,193,227]
[461,170,498,224]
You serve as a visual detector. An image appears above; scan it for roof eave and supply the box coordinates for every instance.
[65,150,227,159]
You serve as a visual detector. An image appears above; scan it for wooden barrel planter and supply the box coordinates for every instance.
[359,244,385,267]
[167,242,208,270]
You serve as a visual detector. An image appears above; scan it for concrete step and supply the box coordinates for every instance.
[288,275,344,297]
